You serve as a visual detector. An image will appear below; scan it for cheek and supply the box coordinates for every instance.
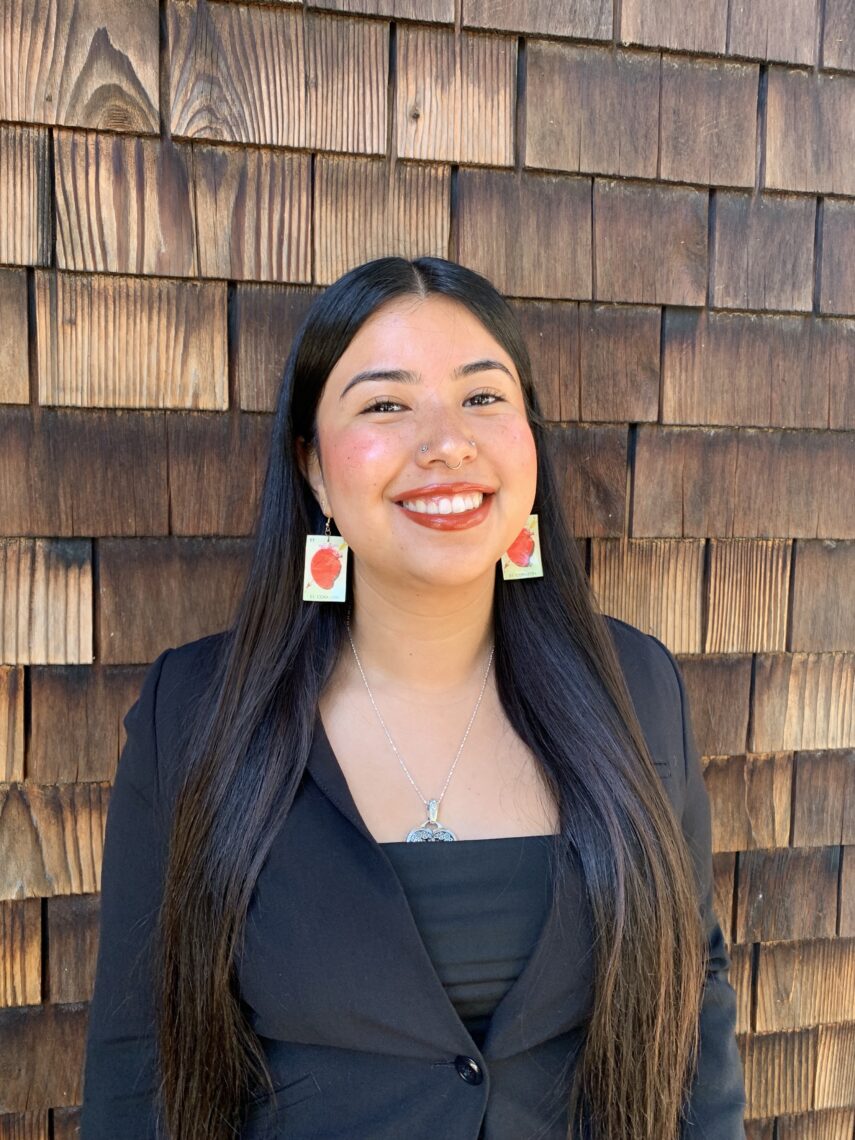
[323,428,397,492]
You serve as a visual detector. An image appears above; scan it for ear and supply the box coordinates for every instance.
[296,436,328,513]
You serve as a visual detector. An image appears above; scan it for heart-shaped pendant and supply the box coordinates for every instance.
[406,798,457,842]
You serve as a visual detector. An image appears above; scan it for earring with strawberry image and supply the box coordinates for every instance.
[500,514,543,580]
[303,511,349,602]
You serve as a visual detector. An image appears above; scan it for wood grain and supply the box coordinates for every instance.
[0,409,169,538]
[792,751,855,846]
[705,539,792,652]
[28,665,146,784]
[660,56,758,188]
[0,539,92,666]
[620,0,728,53]
[46,894,100,1004]
[311,0,453,20]
[314,157,449,285]
[36,271,227,409]
[54,130,197,277]
[192,145,312,282]
[766,69,855,196]
[594,180,708,305]
[729,0,818,66]
[0,1002,87,1108]
[463,0,612,39]
[0,126,52,267]
[819,200,855,317]
[633,426,855,539]
[755,936,855,1030]
[680,653,754,757]
[167,412,272,536]
[703,754,793,851]
[0,780,106,899]
[506,300,575,422]
[0,898,41,1007]
[546,423,627,537]
[96,537,252,664]
[458,168,592,299]
[526,43,659,180]
[791,540,855,651]
[396,26,516,166]
[0,667,24,783]
[0,0,158,132]
[823,0,855,70]
[590,537,705,654]
[0,270,30,405]
[233,285,319,412]
[169,2,387,154]
[738,846,839,942]
[713,192,816,312]
[753,652,855,751]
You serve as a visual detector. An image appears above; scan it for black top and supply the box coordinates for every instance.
[379,835,554,1051]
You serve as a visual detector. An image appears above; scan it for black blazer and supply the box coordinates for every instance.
[80,615,747,1139]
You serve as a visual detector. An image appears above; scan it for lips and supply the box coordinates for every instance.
[393,481,496,502]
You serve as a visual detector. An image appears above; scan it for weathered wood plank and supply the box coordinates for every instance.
[766,69,855,196]
[28,665,146,783]
[753,652,855,751]
[792,751,855,846]
[0,126,52,266]
[660,57,758,188]
[0,0,158,132]
[0,667,24,783]
[591,538,705,654]
[463,0,611,39]
[729,0,818,66]
[594,180,708,306]
[46,894,99,1004]
[738,847,839,942]
[167,413,272,536]
[311,0,453,20]
[620,0,728,53]
[458,169,591,299]
[546,424,627,536]
[526,44,659,180]
[819,201,855,317]
[662,312,855,430]
[96,538,252,664]
[791,541,855,651]
[168,2,387,154]
[680,653,754,757]
[713,192,815,312]
[0,898,41,1007]
[0,539,92,666]
[314,157,449,285]
[703,754,793,851]
[633,427,855,538]
[0,780,106,899]
[192,145,312,282]
[36,271,227,409]
[761,934,855,1035]
[0,270,29,405]
[54,130,197,277]
[233,285,319,412]
[396,26,515,166]
[823,0,855,70]
[705,539,792,652]
[0,1003,87,1108]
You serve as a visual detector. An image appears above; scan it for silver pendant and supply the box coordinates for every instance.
[406,798,456,842]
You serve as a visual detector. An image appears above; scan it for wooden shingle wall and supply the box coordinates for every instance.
[0,0,853,1133]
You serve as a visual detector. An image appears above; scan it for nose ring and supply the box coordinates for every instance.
[419,440,476,453]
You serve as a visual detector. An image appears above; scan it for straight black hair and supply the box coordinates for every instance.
[154,256,705,1139]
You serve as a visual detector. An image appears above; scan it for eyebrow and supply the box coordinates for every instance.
[339,358,518,400]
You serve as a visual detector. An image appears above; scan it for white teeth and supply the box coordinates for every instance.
[400,491,484,515]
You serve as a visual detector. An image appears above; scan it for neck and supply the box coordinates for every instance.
[342,568,496,705]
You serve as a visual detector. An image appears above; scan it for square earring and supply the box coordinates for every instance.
[303,515,349,601]
[501,514,543,580]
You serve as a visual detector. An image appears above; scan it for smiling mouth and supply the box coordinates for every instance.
[397,491,488,516]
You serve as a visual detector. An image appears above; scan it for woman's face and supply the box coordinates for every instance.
[297,294,538,592]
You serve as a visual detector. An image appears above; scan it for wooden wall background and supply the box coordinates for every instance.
[1,0,854,1135]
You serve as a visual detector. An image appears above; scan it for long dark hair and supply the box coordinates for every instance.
[154,256,705,1139]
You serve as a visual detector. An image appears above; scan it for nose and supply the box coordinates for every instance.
[415,402,477,468]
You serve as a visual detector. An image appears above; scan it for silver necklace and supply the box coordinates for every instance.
[345,610,495,842]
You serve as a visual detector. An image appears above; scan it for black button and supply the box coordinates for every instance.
[454,1055,483,1085]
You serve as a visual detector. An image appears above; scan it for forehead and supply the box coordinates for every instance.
[326,294,512,380]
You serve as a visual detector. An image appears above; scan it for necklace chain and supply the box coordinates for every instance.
[344,609,495,812]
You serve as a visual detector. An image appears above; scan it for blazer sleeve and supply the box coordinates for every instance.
[80,647,173,1140]
[664,648,748,1140]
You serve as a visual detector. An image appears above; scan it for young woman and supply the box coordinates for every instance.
[81,256,746,1140]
